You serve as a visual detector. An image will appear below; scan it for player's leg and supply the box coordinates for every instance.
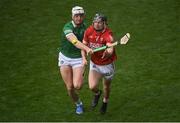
[89,69,102,93]
[59,52,84,114]
[71,60,85,114]
[89,69,103,108]
[101,63,114,102]
[99,78,111,114]
[58,52,79,103]
[72,66,84,114]
[102,78,111,103]
[73,66,85,90]
[99,63,115,114]
[60,66,79,103]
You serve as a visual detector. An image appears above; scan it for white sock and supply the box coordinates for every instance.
[103,98,108,103]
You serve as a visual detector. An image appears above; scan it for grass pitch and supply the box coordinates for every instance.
[0,0,179,121]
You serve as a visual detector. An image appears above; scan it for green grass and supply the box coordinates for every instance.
[0,0,179,121]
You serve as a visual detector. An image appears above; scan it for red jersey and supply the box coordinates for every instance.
[83,25,117,65]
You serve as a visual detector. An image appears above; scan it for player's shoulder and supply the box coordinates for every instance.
[63,21,74,34]
[103,27,113,41]
[86,25,94,33]
[64,21,73,29]
[86,25,93,30]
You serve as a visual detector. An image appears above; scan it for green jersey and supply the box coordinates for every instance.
[60,21,86,58]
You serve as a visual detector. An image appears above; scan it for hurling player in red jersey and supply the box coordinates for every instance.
[82,13,117,114]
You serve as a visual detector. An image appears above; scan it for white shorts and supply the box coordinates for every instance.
[90,61,115,80]
[58,52,83,68]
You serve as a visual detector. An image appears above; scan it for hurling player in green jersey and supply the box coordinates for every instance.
[58,6,93,115]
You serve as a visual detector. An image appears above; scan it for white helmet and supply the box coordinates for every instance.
[72,6,85,16]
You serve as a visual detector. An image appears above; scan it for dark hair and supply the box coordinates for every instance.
[93,13,107,22]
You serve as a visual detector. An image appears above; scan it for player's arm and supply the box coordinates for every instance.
[106,43,114,54]
[81,39,89,65]
[102,35,114,58]
[66,33,93,55]
[81,39,88,57]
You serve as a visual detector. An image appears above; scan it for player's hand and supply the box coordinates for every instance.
[82,57,88,66]
[101,50,107,59]
[101,49,112,59]
[86,48,93,56]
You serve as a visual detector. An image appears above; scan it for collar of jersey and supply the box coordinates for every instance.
[72,21,77,28]
[102,28,106,33]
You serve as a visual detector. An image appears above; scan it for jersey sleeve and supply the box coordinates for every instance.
[63,24,73,36]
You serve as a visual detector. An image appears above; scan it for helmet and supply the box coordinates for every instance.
[93,13,107,22]
[72,6,85,16]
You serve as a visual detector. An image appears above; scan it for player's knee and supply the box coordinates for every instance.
[103,85,110,91]
[89,84,96,91]
[103,86,109,91]
[74,83,82,90]
[66,85,74,91]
